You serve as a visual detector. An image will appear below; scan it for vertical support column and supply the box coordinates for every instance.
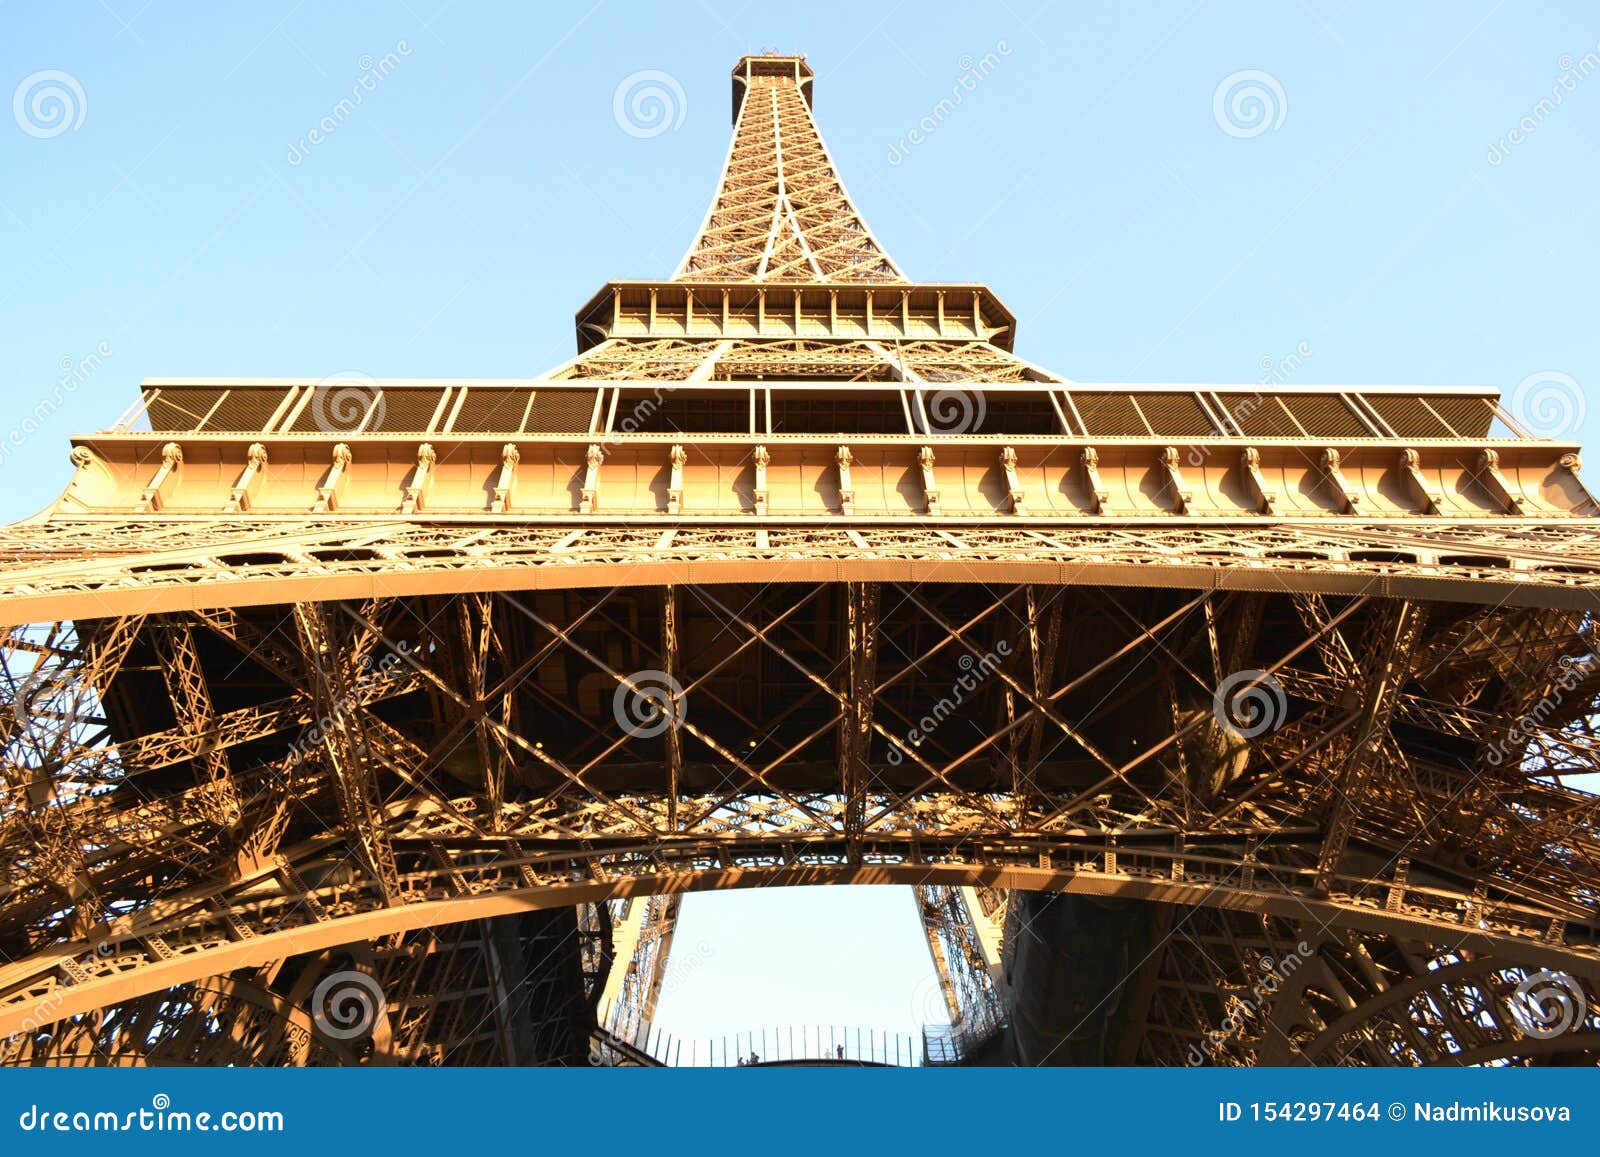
[136,442,183,512]
[840,582,880,865]
[1398,448,1443,514]
[1081,447,1110,515]
[402,443,436,514]
[667,445,687,515]
[291,602,401,904]
[662,585,682,833]
[1314,601,1428,892]
[835,446,854,516]
[1475,448,1524,515]
[314,444,352,513]
[581,444,604,514]
[158,618,243,831]
[914,884,1006,1055]
[1000,446,1026,515]
[1240,447,1276,515]
[598,896,683,1049]
[490,443,519,513]
[1320,448,1360,513]
[1157,447,1192,514]
[224,443,269,513]
[918,446,940,515]
[752,445,770,516]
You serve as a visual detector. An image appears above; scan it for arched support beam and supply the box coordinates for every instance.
[7,859,1600,1039]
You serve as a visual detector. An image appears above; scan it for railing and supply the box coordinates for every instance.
[922,1008,1007,1066]
[594,1002,923,1066]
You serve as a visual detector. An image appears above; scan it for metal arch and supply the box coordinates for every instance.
[8,845,1600,1042]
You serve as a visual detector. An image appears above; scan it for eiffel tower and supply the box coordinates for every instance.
[4,53,1600,1067]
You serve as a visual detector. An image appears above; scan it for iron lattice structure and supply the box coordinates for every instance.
[4,53,1600,1067]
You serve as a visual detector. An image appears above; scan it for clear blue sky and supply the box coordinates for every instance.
[5,2,1600,1052]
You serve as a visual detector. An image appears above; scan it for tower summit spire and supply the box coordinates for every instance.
[674,53,903,283]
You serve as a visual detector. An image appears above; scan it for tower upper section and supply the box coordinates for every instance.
[37,54,1597,537]
[673,54,904,283]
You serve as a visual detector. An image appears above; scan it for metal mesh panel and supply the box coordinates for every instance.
[525,389,598,433]
[450,388,533,433]
[1216,393,1303,437]
[1420,394,1494,438]
[147,388,226,432]
[1364,395,1453,438]
[1130,393,1218,438]
[1283,396,1370,439]
[203,389,292,432]
[287,387,377,433]
[365,389,447,433]
[1071,393,1150,436]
